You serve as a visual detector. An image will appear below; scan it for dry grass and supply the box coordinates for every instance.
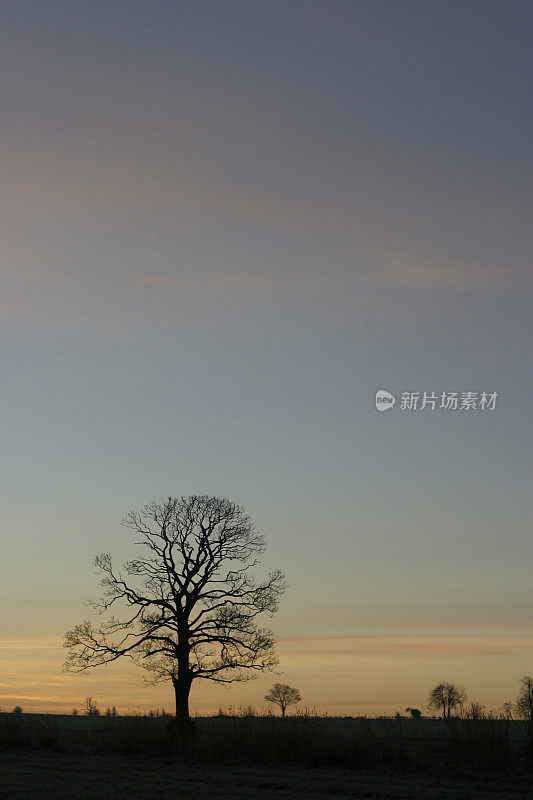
[1,751,532,800]
[1,712,532,799]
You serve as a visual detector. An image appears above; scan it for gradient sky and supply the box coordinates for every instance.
[2,0,532,716]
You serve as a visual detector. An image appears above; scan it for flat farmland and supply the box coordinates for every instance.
[1,714,532,799]
[2,751,533,800]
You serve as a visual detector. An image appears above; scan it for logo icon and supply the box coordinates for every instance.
[375,389,396,411]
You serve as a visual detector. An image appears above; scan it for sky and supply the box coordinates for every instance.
[1,0,532,716]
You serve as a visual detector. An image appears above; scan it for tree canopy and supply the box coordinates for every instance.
[428,682,467,718]
[264,683,301,717]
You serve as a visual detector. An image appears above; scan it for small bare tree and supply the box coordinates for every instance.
[64,495,285,728]
[83,697,99,716]
[428,682,467,718]
[515,676,533,722]
[465,701,486,720]
[264,683,301,718]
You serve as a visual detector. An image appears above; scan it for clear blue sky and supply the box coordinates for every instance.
[2,0,532,714]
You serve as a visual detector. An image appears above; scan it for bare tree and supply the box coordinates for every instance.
[465,701,486,720]
[64,495,285,728]
[428,682,467,718]
[515,675,533,722]
[83,697,100,716]
[264,683,301,718]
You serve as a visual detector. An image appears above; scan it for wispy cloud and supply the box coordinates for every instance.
[279,634,533,658]
[0,637,60,651]
[133,271,288,291]
[2,78,529,344]
[368,250,510,290]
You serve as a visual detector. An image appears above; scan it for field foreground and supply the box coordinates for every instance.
[2,751,533,800]
[1,714,533,799]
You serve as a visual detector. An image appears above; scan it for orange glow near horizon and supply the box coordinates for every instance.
[3,632,532,717]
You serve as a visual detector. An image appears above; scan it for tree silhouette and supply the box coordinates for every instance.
[515,675,533,722]
[264,683,301,718]
[83,697,99,716]
[64,495,285,728]
[428,682,467,718]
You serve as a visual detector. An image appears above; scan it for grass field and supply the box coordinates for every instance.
[1,713,532,799]
[2,751,533,800]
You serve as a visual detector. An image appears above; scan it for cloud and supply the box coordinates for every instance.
[133,271,287,291]
[279,634,533,658]
[367,250,510,290]
[0,638,59,651]
[2,98,529,340]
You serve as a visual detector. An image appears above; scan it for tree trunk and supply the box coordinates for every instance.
[173,673,193,731]
[172,624,194,733]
